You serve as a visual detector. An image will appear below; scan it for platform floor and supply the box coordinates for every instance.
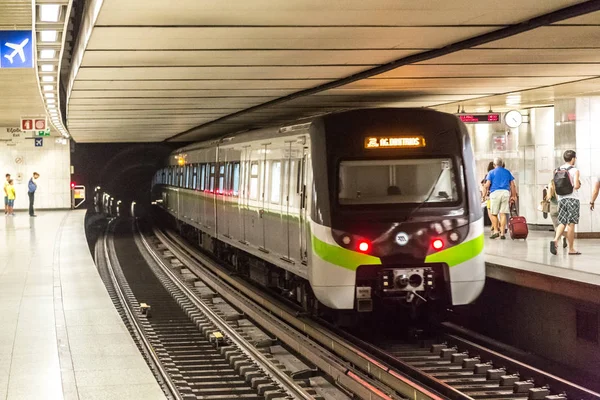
[0,211,165,400]
[484,230,600,304]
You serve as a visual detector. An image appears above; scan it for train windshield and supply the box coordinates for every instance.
[338,158,458,205]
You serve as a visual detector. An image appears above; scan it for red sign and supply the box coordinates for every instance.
[457,113,501,123]
[21,117,46,131]
[21,118,33,131]
[34,119,46,130]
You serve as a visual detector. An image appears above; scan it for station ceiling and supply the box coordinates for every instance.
[29,1,600,141]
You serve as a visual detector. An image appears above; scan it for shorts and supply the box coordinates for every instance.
[4,196,7,205]
[7,199,14,207]
[489,190,510,215]
[558,198,580,225]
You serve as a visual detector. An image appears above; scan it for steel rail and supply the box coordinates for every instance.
[99,222,181,400]
[136,222,317,400]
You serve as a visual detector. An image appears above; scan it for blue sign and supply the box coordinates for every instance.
[34,137,43,147]
[0,31,33,69]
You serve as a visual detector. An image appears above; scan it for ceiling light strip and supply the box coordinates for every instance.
[33,0,73,139]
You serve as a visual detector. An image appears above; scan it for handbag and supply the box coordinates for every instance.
[539,200,550,213]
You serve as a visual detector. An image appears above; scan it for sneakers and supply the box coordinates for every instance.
[490,232,500,239]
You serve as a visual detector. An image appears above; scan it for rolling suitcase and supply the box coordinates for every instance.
[508,203,528,240]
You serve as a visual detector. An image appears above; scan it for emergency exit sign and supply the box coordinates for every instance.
[36,129,50,137]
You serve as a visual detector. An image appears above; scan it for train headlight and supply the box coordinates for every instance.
[448,231,460,243]
[342,235,351,245]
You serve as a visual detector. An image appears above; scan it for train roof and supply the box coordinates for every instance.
[170,108,464,155]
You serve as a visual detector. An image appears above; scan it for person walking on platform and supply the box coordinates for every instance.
[4,173,10,215]
[550,150,581,255]
[481,161,495,230]
[545,180,567,249]
[591,177,600,212]
[483,157,517,240]
[28,172,39,217]
[6,179,15,216]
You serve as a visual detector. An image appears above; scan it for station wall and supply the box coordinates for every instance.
[0,129,71,210]
[466,107,554,226]
[555,97,600,234]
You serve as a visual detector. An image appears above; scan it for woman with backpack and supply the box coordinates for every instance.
[545,180,567,249]
[481,161,495,229]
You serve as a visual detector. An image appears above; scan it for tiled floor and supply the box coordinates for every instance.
[484,230,600,285]
[0,211,165,400]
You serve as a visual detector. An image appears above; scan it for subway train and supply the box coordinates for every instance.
[152,108,485,316]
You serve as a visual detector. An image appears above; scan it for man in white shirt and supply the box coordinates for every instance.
[551,150,581,255]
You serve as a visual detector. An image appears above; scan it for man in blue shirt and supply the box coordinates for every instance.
[28,172,39,217]
[483,157,517,239]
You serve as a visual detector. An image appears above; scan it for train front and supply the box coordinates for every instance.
[308,109,485,313]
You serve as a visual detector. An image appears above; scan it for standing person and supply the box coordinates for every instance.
[480,161,495,230]
[6,179,15,216]
[550,150,580,255]
[483,157,517,239]
[28,172,39,217]
[4,173,10,215]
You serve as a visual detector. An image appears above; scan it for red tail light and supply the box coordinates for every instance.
[432,239,444,250]
[358,241,370,252]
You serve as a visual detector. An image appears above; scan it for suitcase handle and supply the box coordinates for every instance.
[510,202,518,217]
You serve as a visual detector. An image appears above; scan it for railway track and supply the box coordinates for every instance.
[150,223,600,400]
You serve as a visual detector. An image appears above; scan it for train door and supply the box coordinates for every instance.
[298,147,309,264]
[259,144,269,250]
[240,146,249,243]
[282,142,294,261]
[243,146,264,249]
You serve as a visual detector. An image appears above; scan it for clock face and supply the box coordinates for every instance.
[505,110,523,128]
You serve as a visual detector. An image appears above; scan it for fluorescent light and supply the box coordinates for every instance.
[40,4,60,22]
[43,85,53,91]
[42,76,54,82]
[48,104,56,109]
[40,30,58,42]
[47,99,56,104]
[45,93,55,98]
[40,49,55,59]
[49,110,58,114]
[41,64,54,72]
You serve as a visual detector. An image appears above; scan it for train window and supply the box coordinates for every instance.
[338,158,458,205]
[198,164,205,190]
[184,165,190,188]
[232,163,240,196]
[192,165,198,189]
[209,164,215,192]
[249,162,259,200]
[187,166,193,189]
[270,161,281,204]
[219,164,225,194]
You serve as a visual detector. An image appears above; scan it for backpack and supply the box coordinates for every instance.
[553,166,574,196]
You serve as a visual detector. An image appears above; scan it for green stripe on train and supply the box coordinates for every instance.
[311,234,381,270]
[424,234,484,267]
[312,232,484,270]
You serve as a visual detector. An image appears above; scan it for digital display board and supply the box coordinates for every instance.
[457,113,501,123]
[365,136,426,149]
